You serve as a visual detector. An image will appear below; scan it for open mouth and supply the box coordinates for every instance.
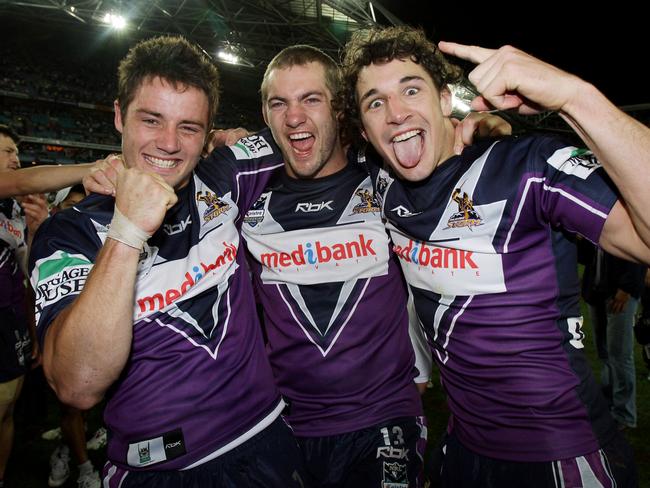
[288,132,315,153]
[144,155,180,169]
[392,129,423,169]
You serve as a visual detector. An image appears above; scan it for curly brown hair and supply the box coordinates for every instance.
[117,35,220,128]
[340,26,463,144]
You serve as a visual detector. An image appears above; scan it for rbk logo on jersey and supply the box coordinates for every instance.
[229,134,274,160]
[261,234,375,268]
[163,215,191,235]
[196,191,231,222]
[295,201,334,213]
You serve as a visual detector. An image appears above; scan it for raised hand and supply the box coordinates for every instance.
[83,154,125,196]
[204,127,251,155]
[113,168,178,237]
[439,42,582,115]
[20,193,49,236]
[452,112,512,154]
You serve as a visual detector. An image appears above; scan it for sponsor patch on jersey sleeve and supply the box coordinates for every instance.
[546,146,601,180]
[31,250,93,324]
[229,134,274,160]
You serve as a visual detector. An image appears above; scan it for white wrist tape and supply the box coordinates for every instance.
[107,207,151,250]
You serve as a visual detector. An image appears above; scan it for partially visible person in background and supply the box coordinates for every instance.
[634,269,650,380]
[0,124,46,488]
[582,245,646,430]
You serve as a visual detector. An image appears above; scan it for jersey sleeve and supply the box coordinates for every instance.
[28,210,101,346]
[197,128,285,216]
[533,136,619,245]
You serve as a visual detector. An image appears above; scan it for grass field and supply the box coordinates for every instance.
[5,307,650,487]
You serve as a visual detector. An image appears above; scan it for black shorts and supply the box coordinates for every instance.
[102,416,309,488]
[431,429,637,488]
[297,416,427,488]
[0,307,31,382]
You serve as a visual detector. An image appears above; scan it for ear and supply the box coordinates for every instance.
[360,128,368,142]
[440,86,453,117]
[114,100,124,134]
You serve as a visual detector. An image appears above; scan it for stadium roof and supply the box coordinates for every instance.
[2,0,404,70]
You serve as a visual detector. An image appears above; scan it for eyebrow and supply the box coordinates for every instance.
[267,90,326,104]
[359,75,427,103]
[134,108,206,129]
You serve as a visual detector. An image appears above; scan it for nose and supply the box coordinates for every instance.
[285,102,306,128]
[156,125,181,153]
[385,96,411,125]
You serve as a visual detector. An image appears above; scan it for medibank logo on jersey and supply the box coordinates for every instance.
[261,234,375,268]
[393,240,478,269]
[0,220,23,238]
[137,242,237,314]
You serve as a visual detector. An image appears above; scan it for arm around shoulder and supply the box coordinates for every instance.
[0,163,95,199]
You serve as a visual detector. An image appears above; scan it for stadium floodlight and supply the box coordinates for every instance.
[217,50,240,65]
[368,2,376,22]
[102,12,127,30]
[215,44,254,67]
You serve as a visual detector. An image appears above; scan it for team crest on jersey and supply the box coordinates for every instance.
[196,191,230,222]
[244,193,268,227]
[382,461,408,488]
[352,188,380,214]
[447,189,483,229]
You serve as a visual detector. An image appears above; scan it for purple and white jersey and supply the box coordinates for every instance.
[1,198,26,312]
[1,198,29,381]
[29,131,286,470]
[242,159,424,437]
[368,135,619,462]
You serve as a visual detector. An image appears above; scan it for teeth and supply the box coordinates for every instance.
[392,129,421,143]
[146,155,178,168]
[289,132,312,141]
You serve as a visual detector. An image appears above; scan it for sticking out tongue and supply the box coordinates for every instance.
[393,134,422,168]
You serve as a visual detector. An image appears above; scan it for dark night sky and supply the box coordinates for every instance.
[380,1,647,106]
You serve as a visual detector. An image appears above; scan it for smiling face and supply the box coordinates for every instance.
[356,58,456,182]
[114,76,209,190]
[262,62,347,179]
[0,134,20,172]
